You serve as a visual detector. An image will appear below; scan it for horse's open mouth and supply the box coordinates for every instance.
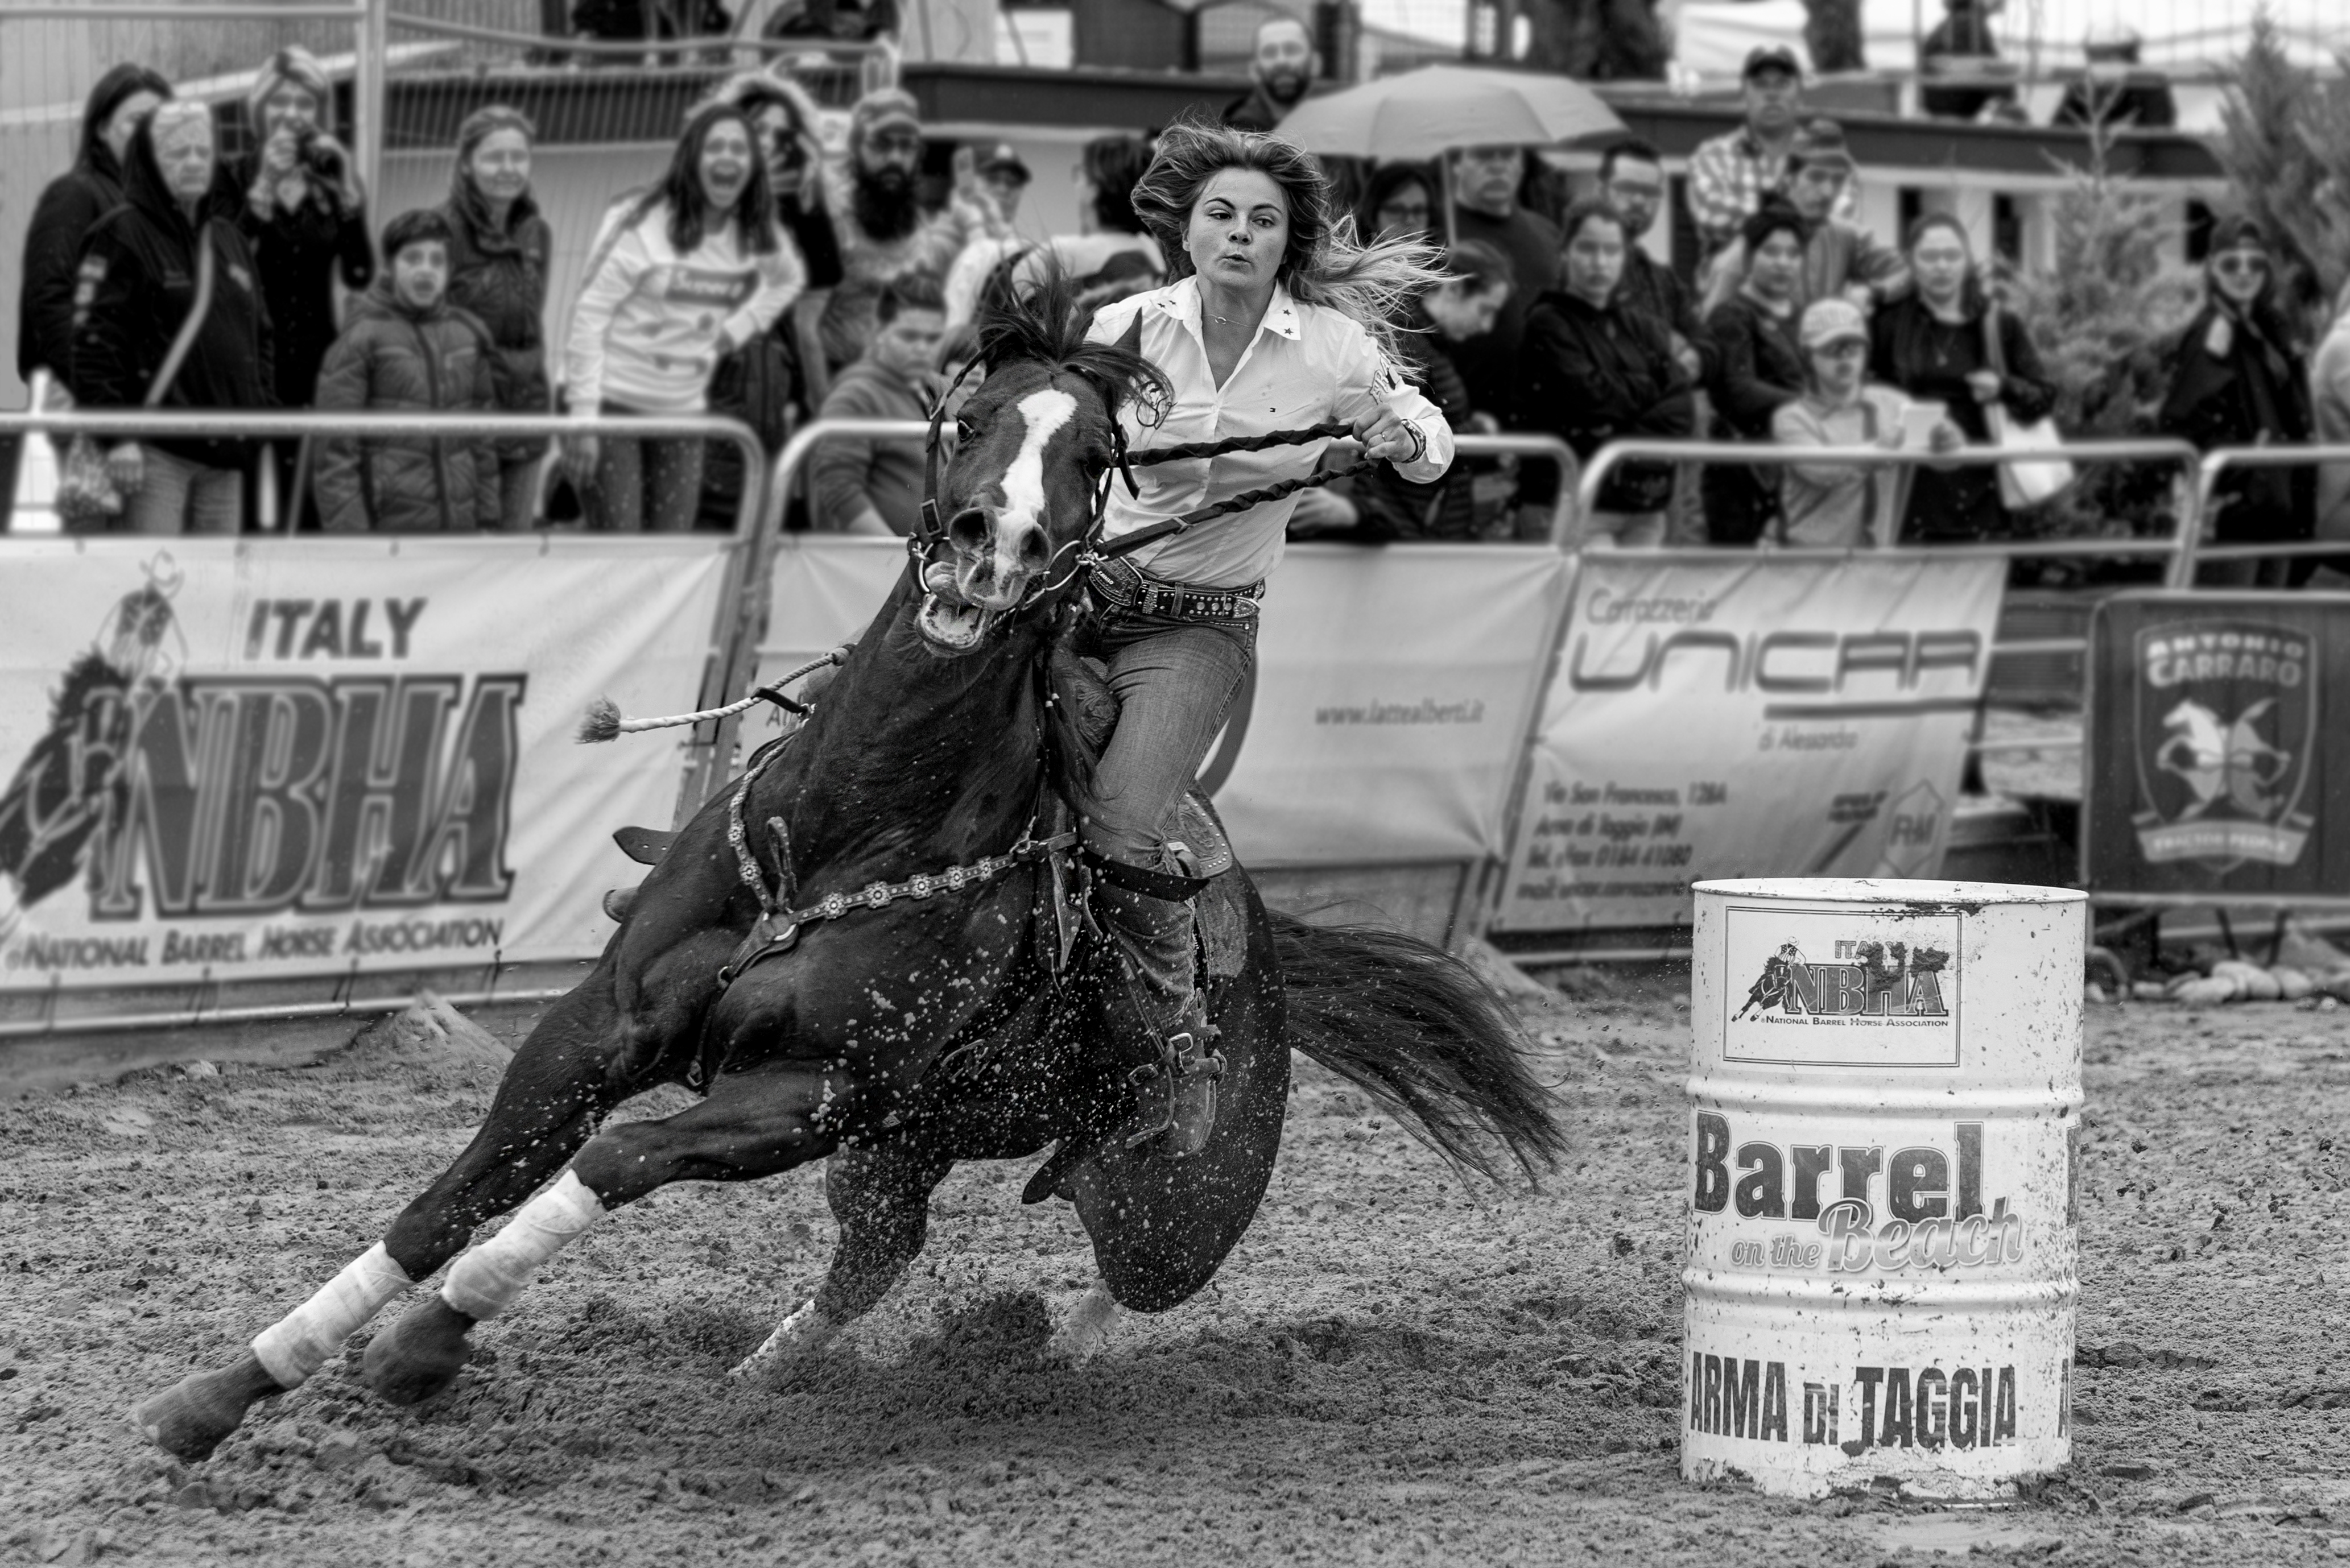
[916,591,996,655]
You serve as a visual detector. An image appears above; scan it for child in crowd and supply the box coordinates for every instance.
[312,209,501,533]
[811,274,947,535]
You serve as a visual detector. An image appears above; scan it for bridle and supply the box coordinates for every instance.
[909,363,1369,624]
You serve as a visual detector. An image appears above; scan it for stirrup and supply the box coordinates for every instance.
[1125,1023,1223,1156]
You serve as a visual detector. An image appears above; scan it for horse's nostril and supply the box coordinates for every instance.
[947,507,991,552]
[1011,524,1051,572]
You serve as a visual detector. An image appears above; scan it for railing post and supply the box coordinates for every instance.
[355,0,386,217]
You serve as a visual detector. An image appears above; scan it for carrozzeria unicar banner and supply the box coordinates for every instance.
[0,537,731,991]
[1492,554,2008,933]
[755,538,1571,868]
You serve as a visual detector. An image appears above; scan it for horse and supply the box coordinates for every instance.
[133,274,1568,1462]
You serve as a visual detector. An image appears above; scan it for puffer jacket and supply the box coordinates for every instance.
[71,122,275,468]
[311,278,500,532]
[439,169,552,459]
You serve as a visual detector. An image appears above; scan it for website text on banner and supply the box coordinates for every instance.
[2083,591,2350,908]
[1492,553,2007,934]
[753,538,1571,868]
[0,537,732,992]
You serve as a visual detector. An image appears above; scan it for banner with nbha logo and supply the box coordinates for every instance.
[2085,592,2350,900]
[0,538,730,991]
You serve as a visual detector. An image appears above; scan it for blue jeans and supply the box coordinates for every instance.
[1079,609,1255,870]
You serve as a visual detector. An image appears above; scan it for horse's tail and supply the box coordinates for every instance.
[1269,911,1568,1185]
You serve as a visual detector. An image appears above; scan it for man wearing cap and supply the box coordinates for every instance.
[1780,119,1907,311]
[1686,46,1804,258]
[816,88,1001,374]
[1224,14,1319,133]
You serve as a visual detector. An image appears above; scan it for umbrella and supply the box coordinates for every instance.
[1273,64,1627,163]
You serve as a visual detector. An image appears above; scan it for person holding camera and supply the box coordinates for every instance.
[232,47,373,526]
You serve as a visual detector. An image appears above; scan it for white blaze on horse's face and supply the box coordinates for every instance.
[950,386,1075,611]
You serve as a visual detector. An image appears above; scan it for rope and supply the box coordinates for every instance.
[1092,458,1378,560]
[1126,421,1353,466]
[577,649,847,744]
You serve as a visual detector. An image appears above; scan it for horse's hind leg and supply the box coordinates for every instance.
[730,1140,953,1380]
[134,971,641,1459]
[364,1061,848,1403]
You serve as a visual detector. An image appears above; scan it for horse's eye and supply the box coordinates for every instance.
[955,418,976,442]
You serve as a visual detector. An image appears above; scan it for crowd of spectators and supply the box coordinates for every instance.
[6,28,2341,579]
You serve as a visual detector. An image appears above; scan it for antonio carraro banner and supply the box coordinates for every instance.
[0,537,731,991]
[755,539,1571,867]
[1491,553,2006,933]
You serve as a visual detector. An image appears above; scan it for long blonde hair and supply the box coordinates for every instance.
[1130,117,1441,368]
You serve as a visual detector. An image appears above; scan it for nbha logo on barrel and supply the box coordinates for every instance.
[1685,880,2084,1499]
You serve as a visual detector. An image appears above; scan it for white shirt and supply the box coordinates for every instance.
[1086,276,1453,589]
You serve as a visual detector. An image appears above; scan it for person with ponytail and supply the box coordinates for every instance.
[1076,118,1454,1156]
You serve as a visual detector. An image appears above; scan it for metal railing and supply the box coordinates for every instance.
[2171,445,2350,586]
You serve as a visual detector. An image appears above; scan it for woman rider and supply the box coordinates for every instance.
[1080,121,1454,1155]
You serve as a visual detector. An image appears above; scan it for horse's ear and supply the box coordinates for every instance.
[1114,311,1142,357]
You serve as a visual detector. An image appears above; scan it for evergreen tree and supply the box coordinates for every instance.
[2212,14,2350,338]
[2002,127,2201,544]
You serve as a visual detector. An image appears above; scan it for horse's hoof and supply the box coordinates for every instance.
[132,1352,286,1461]
[362,1295,474,1406]
[729,1300,837,1383]
[1044,1282,1120,1363]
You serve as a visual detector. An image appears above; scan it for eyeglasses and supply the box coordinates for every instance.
[866,129,922,155]
[1605,180,1664,202]
[2213,254,2269,278]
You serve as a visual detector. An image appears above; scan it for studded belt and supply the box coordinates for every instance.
[1087,555,1262,623]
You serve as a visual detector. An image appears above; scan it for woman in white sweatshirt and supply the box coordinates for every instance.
[564,102,806,531]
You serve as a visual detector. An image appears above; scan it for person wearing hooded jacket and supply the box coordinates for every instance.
[19,65,171,399]
[2158,216,2316,586]
[71,100,274,534]
[312,210,500,533]
[436,104,552,529]
[1699,201,1810,545]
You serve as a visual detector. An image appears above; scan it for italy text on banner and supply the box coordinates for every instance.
[755,539,1572,867]
[0,537,732,991]
[1490,553,2006,933]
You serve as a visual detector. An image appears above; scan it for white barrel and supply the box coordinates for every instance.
[1682,878,2084,1500]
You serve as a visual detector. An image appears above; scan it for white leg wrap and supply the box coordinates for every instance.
[250,1242,415,1388]
[439,1170,607,1321]
[728,1299,839,1380]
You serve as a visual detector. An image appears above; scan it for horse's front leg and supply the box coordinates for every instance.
[361,1061,853,1404]
[133,958,685,1460]
[731,1139,955,1381]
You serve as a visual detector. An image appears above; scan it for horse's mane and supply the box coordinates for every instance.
[974,259,1171,431]
[965,260,1173,822]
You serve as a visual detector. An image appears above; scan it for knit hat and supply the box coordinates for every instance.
[849,88,921,151]
[1741,198,1807,254]
[456,104,534,166]
[249,45,333,133]
[1799,297,1869,351]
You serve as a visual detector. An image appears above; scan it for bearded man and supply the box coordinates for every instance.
[816,89,998,373]
[1223,14,1318,133]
